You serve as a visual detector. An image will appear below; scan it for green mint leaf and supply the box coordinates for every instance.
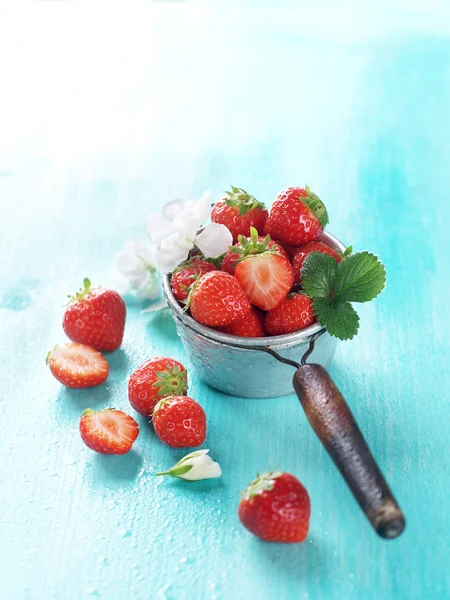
[313,297,360,341]
[301,252,338,298]
[334,251,386,303]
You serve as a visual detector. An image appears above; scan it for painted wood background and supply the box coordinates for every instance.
[1,3,449,599]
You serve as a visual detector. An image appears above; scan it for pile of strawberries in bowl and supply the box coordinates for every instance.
[169,185,341,338]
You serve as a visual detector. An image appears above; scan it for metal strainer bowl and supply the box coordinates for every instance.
[162,231,344,398]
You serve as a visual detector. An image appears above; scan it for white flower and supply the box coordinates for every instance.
[156,449,222,481]
[146,191,232,273]
[115,239,162,300]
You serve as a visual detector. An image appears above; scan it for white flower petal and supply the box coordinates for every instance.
[189,190,212,223]
[162,198,186,222]
[173,212,201,244]
[157,233,190,273]
[146,213,176,247]
[116,240,152,278]
[195,223,233,258]
[157,449,222,481]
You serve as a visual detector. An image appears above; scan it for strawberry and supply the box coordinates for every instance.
[234,242,294,311]
[211,186,268,242]
[46,342,109,388]
[238,471,311,543]
[189,271,251,327]
[264,186,329,246]
[221,232,288,276]
[292,242,342,284]
[170,257,217,303]
[80,408,139,455]
[128,357,188,417]
[265,293,316,336]
[152,396,206,448]
[63,278,126,352]
[218,306,266,337]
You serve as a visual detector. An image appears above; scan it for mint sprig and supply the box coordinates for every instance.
[301,250,386,341]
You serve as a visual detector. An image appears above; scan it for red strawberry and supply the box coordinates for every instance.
[152,396,206,448]
[128,357,188,417]
[211,186,268,242]
[238,471,311,543]
[234,251,294,311]
[264,186,329,246]
[218,306,266,337]
[265,293,316,336]
[63,278,126,352]
[190,271,251,327]
[221,233,288,276]
[292,242,342,284]
[170,257,217,303]
[46,342,109,388]
[80,408,139,455]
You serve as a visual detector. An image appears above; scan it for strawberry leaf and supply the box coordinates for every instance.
[334,251,386,303]
[313,297,360,341]
[301,253,338,298]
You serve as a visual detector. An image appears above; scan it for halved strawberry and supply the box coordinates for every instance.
[46,342,109,388]
[234,241,294,311]
[221,230,288,276]
[79,408,139,455]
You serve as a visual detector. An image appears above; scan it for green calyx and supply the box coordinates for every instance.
[67,277,94,304]
[241,470,282,500]
[302,185,329,228]
[223,185,266,216]
[81,408,96,416]
[301,249,386,341]
[229,227,278,261]
[156,464,193,479]
[156,449,207,479]
[153,364,188,399]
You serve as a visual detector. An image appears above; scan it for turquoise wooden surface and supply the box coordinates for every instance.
[1,4,449,599]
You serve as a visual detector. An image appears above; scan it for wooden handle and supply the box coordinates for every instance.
[293,364,405,539]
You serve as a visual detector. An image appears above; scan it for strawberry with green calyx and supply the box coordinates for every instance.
[265,293,316,336]
[233,228,294,311]
[170,257,217,303]
[264,185,329,246]
[238,470,311,543]
[221,227,288,275]
[211,185,268,242]
[63,278,126,352]
[301,250,386,340]
[128,357,187,417]
[292,241,342,285]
